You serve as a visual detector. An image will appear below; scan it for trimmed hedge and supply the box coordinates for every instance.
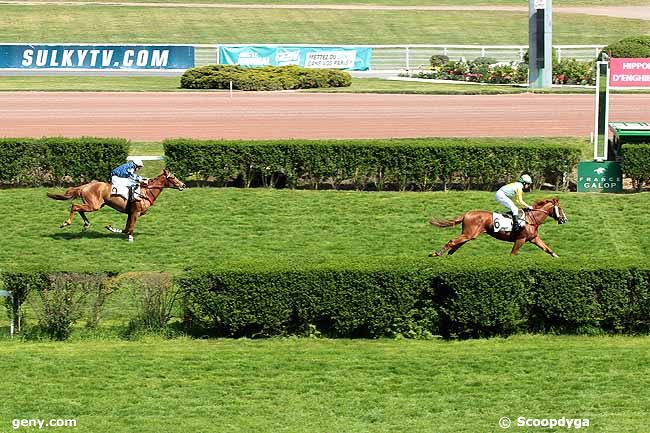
[164,138,582,191]
[180,65,352,91]
[600,36,650,59]
[5,264,650,340]
[621,143,650,191]
[0,137,129,186]
[180,263,650,339]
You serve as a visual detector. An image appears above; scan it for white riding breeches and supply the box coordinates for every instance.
[496,190,519,215]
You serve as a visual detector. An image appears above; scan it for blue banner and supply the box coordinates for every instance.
[0,45,195,69]
[219,46,372,71]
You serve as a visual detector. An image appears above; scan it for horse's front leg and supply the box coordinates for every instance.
[510,237,526,256]
[530,236,559,258]
[123,211,141,242]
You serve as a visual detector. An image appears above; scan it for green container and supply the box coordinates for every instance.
[609,121,650,146]
[577,161,622,193]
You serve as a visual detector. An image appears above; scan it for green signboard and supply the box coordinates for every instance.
[577,161,622,193]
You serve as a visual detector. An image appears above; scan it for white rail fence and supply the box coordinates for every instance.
[195,44,605,71]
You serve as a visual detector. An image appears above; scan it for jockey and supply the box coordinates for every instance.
[496,174,533,231]
[110,158,148,201]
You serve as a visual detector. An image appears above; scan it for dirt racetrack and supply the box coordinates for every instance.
[1,92,649,141]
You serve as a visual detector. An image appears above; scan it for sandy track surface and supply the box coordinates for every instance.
[2,92,649,141]
[1,2,649,20]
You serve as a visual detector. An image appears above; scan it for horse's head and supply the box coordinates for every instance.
[534,198,567,224]
[161,169,186,191]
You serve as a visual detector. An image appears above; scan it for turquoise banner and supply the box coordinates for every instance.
[219,46,372,71]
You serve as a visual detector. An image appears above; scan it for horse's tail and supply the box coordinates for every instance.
[429,214,464,228]
[47,186,81,201]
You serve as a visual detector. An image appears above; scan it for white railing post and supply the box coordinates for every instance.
[556,47,562,63]
[405,46,410,70]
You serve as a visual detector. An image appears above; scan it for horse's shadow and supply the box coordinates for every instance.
[46,229,149,240]
[47,231,120,240]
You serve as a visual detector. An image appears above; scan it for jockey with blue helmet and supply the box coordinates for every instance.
[496,174,533,231]
[110,158,148,201]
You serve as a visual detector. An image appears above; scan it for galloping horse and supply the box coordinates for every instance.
[47,169,186,242]
[429,198,567,257]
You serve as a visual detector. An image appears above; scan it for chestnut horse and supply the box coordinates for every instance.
[429,198,567,257]
[47,169,186,242]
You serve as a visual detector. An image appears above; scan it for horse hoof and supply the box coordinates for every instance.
[82,224,90,232]
[60,222,70,228]
[128,235,134,243]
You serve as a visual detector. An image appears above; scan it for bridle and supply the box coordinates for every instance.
[135,173,183,205]
[525,203,562,227]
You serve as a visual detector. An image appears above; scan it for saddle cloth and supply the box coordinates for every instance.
[492,211,526,233]
[110,176,141,201]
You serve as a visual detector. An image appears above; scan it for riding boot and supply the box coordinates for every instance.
[512,214,521,232]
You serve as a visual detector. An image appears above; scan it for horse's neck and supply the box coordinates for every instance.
[530,205,552,224]
[147,177,166,199]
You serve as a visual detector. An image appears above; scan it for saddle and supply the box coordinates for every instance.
[492,210,526,233]
[110,177,142,202]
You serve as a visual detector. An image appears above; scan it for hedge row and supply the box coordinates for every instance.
[180,65,352,91]
[0,137,129,186]
[5,263,649,340]
[621,143,650,191]
[181,262,650,339]
[164,138,582,191]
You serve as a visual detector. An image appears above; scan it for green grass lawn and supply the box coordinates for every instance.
[1,188,648,273]
[0,6,647,45]
[3,76,649,95]
[4,0,649,6]
[0,336,649,433]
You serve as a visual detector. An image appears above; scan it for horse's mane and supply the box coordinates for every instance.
[533,198,554,208]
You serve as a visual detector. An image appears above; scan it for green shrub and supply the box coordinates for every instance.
[180,65,351,91]
[180,263,650,339]
[1,273,48,333]
[35,273,107,340]
[553,59,596,85]
[430,54,450,68]
[600,36,650,59]
[621,143,650,191]
[0,137,129,186]
[164,138,582,191]
[471,57,497,65]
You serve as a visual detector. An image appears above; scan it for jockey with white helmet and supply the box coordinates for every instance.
[496,174,533,231]
[110,158,148,202]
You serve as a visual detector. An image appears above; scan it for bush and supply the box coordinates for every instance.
[600,36,650,59]
[553,59,596,85]
[0,137,129,186]
[180,262,650,339]
[164,138,582,191]
[621,143,650,191]
[180,65,351,91]
[119,273,179,334]
[471,57,497,65]
[430,55,450,68]
[34,273,107,340]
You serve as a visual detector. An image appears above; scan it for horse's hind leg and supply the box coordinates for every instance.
[61,201,101,229]
[79,212,91,231]
[431,225,483,257]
